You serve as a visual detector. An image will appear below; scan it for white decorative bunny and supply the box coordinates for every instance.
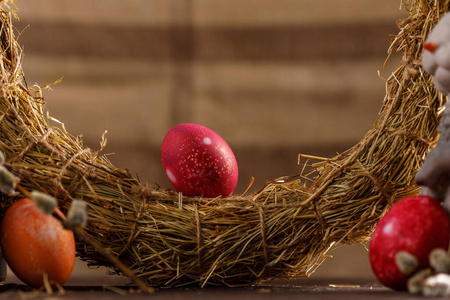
[416,13,450,213]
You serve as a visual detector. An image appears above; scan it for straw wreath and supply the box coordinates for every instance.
[0,0,447,288]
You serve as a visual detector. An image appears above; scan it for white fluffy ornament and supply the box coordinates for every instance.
[416,12,450,212]
[423,13,450,94]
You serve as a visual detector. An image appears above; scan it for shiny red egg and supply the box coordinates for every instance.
[369,195,450,290]
[161,123,238,198]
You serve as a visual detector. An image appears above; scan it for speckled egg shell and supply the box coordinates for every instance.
[161,123,238,198]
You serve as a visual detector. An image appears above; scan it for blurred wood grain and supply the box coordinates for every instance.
[10,0,407,281]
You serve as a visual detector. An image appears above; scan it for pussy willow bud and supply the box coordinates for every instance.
[0,151,5,166]
[30,190,57,215]
[408,269,432,294]
[66,200,88,228]
[395,251,419,275]
[0,166,17,196]
[430,248,450,273]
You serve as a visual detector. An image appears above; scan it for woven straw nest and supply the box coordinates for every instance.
[0,0,447,288]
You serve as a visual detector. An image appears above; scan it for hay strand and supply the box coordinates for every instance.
[0,0,447,288]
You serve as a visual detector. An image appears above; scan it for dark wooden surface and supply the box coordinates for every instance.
[0,275,430,299]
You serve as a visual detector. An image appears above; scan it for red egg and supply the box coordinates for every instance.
[161,123,238,198]
[0,198,76,288]
[369,195,450,290]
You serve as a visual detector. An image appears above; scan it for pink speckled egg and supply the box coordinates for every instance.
[161,123,238,198]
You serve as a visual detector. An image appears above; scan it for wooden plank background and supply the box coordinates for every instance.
[8,0,408,283]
